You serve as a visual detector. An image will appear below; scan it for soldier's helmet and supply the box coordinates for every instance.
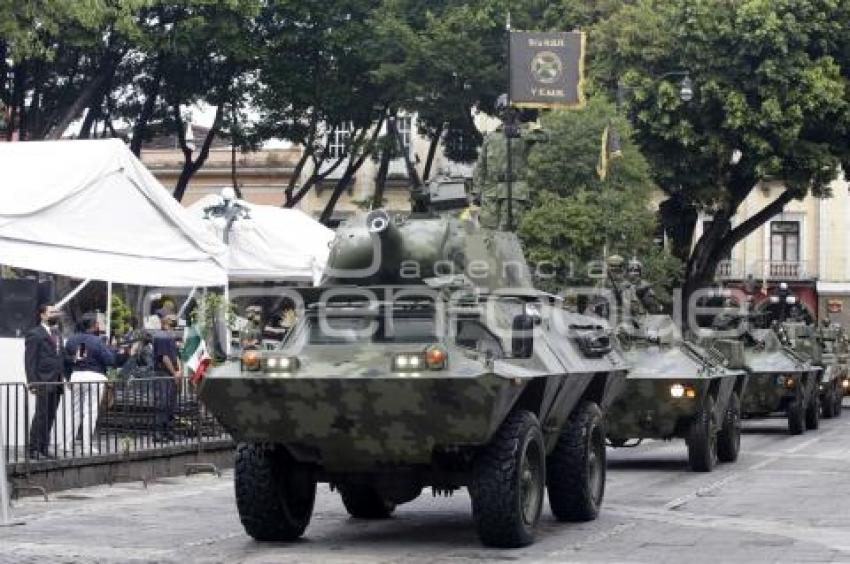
[627,257,643,280]
[607,254,625,280]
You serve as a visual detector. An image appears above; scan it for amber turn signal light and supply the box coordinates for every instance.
[425,346,448,370]
[241,350,262,371]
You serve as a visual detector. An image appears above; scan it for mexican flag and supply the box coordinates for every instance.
[182,326,212,385]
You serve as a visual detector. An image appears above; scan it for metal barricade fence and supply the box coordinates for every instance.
[2,377,231,467]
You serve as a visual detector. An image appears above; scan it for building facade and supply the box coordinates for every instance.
[704,176,850,325]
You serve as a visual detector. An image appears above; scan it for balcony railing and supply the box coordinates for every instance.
[715,260,813,281]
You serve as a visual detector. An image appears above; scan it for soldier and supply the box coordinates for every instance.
[472,100,547,231]
[626,258,662,315]
[589,255,626,321]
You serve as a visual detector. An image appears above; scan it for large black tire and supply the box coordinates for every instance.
[806,387,820,430]
[234,443,316,542]
[717,392,741,463]
[471,410,545,548]
[547,401,605,522]
[787,393,806,435]
[339,485,396,519]
[822,387,835,419]
[687,395,717,472]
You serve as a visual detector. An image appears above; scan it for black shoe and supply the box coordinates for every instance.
[39,450,56,460]
[28,450,42,460]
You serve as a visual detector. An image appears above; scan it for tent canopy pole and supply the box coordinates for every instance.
[55,278,92,308]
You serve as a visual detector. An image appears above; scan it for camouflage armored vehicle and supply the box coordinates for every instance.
[606,315,748,472]
[706,308,818,435]
[782,320,846,419]
[199,177,628,548]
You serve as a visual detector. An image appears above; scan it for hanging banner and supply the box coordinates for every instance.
[509,31,586,109]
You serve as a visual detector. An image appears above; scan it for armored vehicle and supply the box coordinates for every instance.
[606,315,748,472]
[199,177,628,548]
[706,309,818,435]
[782,321,846,419]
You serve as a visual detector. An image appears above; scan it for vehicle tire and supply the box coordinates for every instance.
[806,389,820,430]
[471,410,545,548]
[687,395,717,472]
[717,392,741,463]
[339,485,396,519]
[547,401,606,522]
[234,443,316,542]
[822,388,834,419]
[787,393,806,435]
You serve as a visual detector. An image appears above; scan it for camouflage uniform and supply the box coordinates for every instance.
[472,124,546,230]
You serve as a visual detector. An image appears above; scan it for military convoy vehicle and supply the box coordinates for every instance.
[780,320,846,419]
[822,322,850,414]
[606,315,747,472]
[707,308,818,435]
[199,177,628,548]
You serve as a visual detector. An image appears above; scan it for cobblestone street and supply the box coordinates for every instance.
[5,408,850,563]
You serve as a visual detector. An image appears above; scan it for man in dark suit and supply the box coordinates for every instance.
[25,304,64,459]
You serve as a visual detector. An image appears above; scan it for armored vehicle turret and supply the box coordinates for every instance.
[199,176,628,548]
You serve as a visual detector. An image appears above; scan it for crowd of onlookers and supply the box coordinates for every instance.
[21,296,299,460]
[23,304,184,459]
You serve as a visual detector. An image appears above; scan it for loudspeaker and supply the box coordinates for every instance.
[0,278,39,337]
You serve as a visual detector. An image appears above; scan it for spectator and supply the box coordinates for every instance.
[24,304,64,460]
[152,314,181,442]
[263,299,298,343]
[60,313,115,454]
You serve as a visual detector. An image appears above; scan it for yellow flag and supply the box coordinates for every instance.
[596,124,623,181]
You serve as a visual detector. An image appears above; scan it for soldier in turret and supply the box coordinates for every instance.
[472,99,547,231]
[626,257,662,315]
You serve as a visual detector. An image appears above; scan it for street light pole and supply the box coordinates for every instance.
[617,70,694,111]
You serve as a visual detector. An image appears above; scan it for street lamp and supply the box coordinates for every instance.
[617,71,694,110]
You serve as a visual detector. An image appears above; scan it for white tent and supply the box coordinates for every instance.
[0,139,227,287]
[189,194,333,284]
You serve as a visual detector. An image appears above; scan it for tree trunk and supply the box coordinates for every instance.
[130,64,163,156]
[319,116,386,225]
[680,185,799,331]
[283,149,312,207]
[172,102,225,202]
[390,116,422,188]
[373,137,392,209]
[422,124,444,182]
[45,52,121,140]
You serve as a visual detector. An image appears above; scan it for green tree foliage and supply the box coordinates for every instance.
[518,98,682,299]
[592,0,850,299]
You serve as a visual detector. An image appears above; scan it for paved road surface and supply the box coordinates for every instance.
[4,411,850,563]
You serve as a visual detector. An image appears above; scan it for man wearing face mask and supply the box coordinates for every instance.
[24,304,65,460]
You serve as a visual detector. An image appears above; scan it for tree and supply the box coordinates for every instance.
[0,1,142,140]
[592,0,850,308]
[250,0,386,215]
[518,98,682,299]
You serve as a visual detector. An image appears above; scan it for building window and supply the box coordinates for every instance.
[327,122,353,159]
[396,115,412,155]
[770,221,800,263]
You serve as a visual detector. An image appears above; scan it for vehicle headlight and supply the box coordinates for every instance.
[843,379,850,389]
[776,375,796,389]
[669,384,696,399]
[263,355,300,374]
[392,353,422,372]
